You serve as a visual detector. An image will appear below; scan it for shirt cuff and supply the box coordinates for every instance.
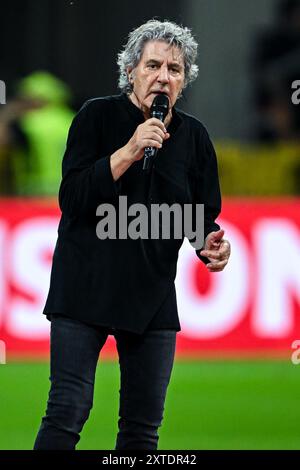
[92,155,121,201]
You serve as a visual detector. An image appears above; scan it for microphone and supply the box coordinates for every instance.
[143,93,169,171]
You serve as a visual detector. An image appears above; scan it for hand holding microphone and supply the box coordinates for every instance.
[142,93,170,170]
[124,94,170,166]
[110,94,170,181]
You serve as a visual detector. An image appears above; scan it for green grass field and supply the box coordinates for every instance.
[0,359,299,450]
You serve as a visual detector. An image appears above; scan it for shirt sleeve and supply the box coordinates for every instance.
[194,127,222,264]
[58,99,120,218]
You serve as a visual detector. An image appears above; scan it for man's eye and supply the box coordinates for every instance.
[148,64,158,69]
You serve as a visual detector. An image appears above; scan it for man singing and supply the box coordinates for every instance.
[34,19,231,450]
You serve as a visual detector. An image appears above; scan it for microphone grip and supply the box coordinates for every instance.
[142,146,157,171]
[142,110,165,171]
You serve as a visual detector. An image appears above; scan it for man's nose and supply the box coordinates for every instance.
[157,66,169,84]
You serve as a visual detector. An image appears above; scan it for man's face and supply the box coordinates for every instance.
[128,40,185,115]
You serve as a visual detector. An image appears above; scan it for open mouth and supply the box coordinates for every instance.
[151,91,168,95]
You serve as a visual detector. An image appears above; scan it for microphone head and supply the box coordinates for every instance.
[150,93,169,120]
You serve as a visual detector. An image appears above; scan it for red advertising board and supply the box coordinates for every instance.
[0,198,299,359]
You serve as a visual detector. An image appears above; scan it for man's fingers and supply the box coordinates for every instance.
[207,259,228,271]
[216,245,230,258]
[205,230,225,249]
[201,231,230,271]
[203,238,230,256]
[210,229,224,240]
[200,250,223,260]
[148,117,167,133]
[219,241,231,256]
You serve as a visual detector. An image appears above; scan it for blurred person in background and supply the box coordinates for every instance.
[0,71,74,195]
[33,19,231,451]
[0,93,45,194]
[252,0,300,142]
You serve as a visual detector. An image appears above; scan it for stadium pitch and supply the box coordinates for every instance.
[0,360,299,450]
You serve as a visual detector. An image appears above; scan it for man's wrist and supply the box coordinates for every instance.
[110,147,133,181]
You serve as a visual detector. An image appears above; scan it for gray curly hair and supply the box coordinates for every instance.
[117,19,199,94]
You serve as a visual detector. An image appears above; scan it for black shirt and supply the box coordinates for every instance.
[43,93,221,334]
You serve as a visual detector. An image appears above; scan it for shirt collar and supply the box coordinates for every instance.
[120,92,182,133]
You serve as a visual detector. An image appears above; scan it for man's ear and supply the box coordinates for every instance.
[127,68,134,83]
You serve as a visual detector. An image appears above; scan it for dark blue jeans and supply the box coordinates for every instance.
[33,315,177,450]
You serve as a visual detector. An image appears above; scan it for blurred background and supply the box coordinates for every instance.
[0,0,300,450]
